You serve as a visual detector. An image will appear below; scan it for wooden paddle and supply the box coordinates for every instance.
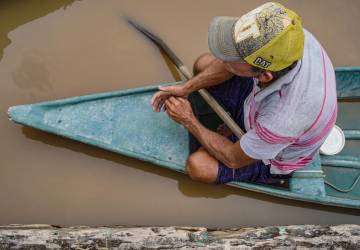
[126,17,245,138]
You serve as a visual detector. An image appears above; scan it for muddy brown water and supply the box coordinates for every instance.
[1,0,359,227]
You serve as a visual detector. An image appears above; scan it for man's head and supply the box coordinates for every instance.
[208,2,304,82]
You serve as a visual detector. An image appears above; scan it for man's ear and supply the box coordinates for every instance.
[258,71,273,83]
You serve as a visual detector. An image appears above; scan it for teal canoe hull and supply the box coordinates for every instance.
[8,67,360,209]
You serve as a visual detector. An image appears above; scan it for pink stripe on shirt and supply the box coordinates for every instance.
[294,106,337,147]
[255,117,297,144]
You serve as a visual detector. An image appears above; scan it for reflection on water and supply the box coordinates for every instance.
[1,0,360,227]
[12,50,52,91]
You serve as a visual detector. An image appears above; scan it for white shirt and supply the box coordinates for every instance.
[240,29,338,174]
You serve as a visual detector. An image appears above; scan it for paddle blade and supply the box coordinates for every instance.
[124,16,183,68]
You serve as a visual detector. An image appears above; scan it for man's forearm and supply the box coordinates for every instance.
[164,97,255,168]
[185,117,245,168]
[183,59,234,94]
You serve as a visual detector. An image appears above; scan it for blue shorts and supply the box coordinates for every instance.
[205,76,292,184]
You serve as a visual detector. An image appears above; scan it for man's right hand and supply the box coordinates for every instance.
[151,85,189,112]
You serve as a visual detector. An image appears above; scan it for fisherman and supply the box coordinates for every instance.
[151,2,337,184]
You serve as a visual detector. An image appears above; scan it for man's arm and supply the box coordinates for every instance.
[182,59,234,93]
[165,97,255,168]
[151,59,233,112]
[185,114,255,168]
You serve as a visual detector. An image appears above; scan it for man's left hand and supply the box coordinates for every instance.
[164,97,196,126]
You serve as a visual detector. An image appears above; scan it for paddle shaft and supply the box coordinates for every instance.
[127,18,245,138]
[178,67,245,138]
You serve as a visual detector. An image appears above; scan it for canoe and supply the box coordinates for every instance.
[8,67,360,209]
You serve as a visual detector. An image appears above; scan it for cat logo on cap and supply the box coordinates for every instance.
[254,57,271,68]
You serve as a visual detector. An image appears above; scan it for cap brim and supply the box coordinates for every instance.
[208,16,244,62]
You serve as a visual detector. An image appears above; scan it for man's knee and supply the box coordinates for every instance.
[193,53,216,75]
[186,150,218,183]
[186,153,202,181]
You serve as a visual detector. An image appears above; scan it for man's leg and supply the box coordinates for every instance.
[193,53,216,75]
[186,147,219,183]
[186,148,276,185]
[186,53,225,183]
[188,53,222,154]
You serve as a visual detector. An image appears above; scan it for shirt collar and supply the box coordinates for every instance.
[254,59,302,102]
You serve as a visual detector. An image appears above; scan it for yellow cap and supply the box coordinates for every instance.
[208,2,305,71]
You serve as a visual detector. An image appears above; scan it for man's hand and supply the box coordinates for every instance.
[151,85,188,112]
[164,96,196,126]
[165,96,255,169]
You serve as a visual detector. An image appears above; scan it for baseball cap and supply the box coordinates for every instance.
[208,2,304,72]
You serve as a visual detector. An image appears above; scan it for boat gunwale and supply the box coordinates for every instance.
[12,81,183,109]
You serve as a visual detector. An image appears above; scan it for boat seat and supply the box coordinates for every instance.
[289,155,326,197]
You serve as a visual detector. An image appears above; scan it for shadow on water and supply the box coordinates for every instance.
[0,0,78,60]
[21,126,360,216]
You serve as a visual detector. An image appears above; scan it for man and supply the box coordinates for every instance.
[151,2,337,185]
